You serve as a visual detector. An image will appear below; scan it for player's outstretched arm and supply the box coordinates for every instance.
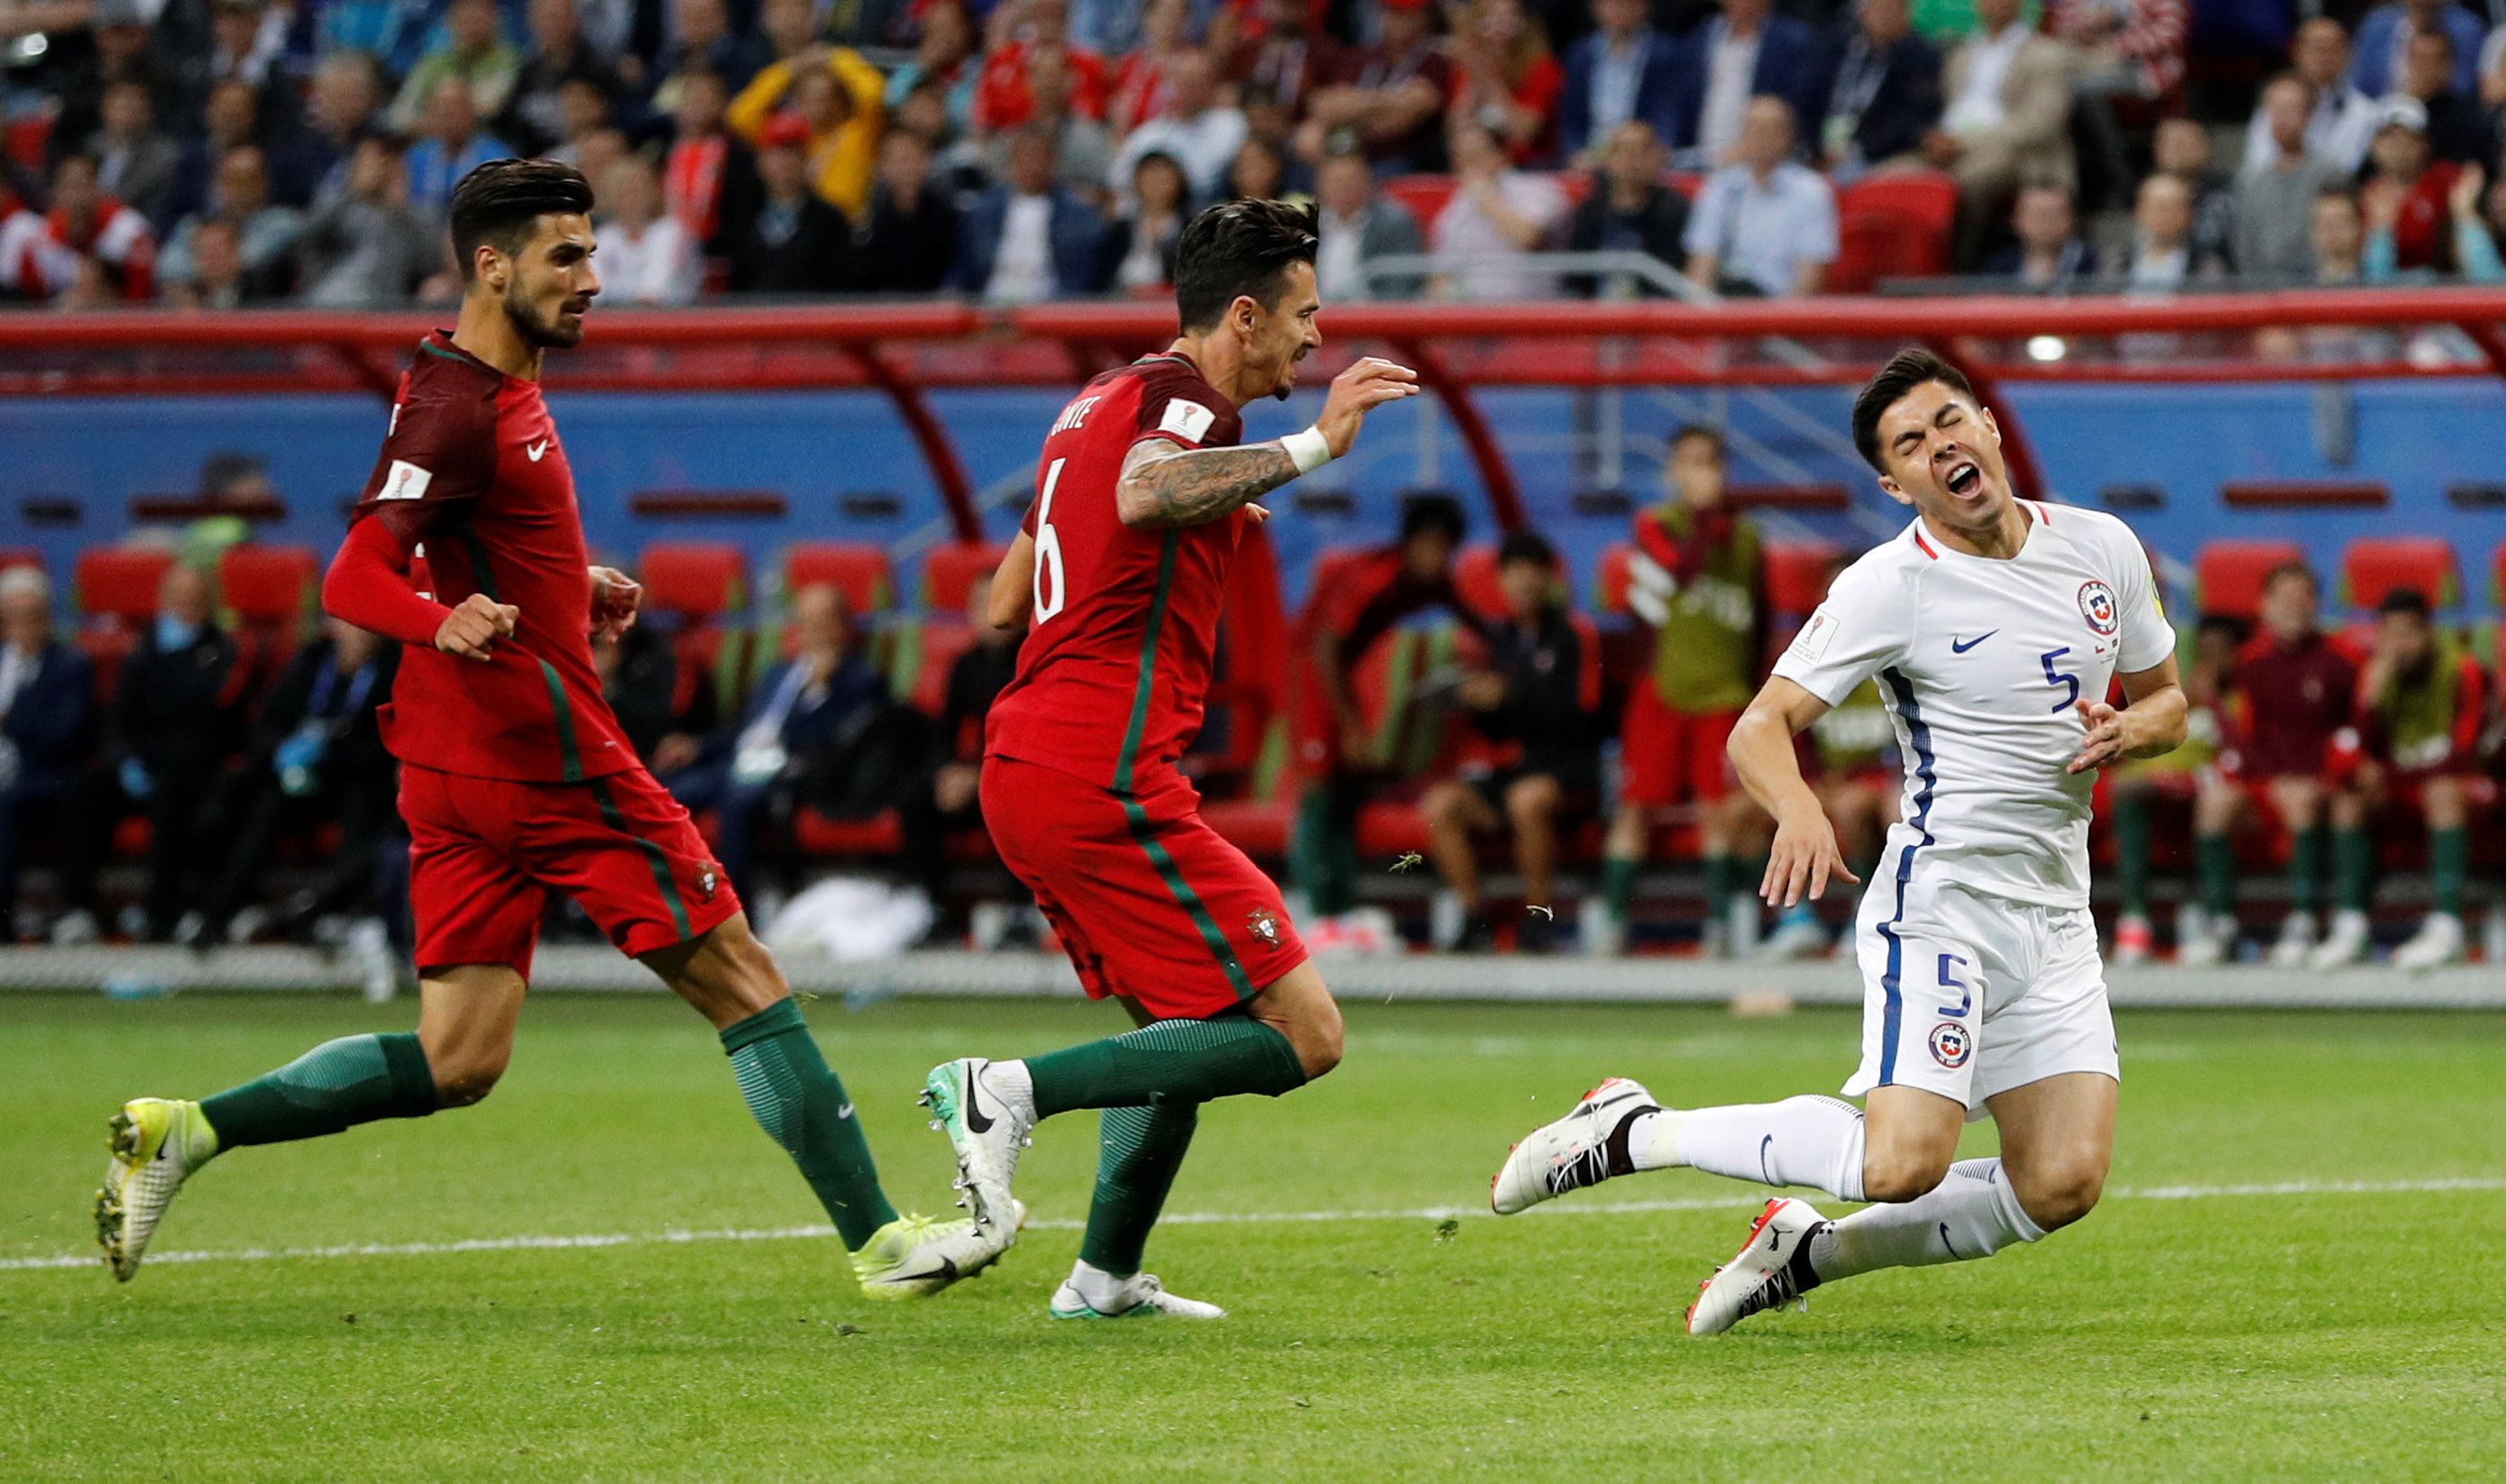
[2068,654,2187,774]
[1115,357,1418,528]
[1729,675,1860,907]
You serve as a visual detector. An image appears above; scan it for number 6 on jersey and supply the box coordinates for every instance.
[1033,457,1068,623]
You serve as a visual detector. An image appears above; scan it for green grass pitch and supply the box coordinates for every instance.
[4,994,2503,1482]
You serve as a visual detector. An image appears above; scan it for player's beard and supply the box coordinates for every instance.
[505,287,583,350]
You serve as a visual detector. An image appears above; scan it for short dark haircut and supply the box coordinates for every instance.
[1172,197,1319,334]
[2377,586,2431,619]
[448,157,593,281]
[1670,423,1723,456]
[1851,346,1978,472]
[2262,560,2318,595]
[1498,530,1556,571]
[1399,490,1468,546]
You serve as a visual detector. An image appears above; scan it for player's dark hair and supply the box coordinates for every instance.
[1399,490,1468,546]
[1172,197,1319,334]
[449,157,594,281]
[2262,560,2318,596]
[1670,423,1723,457]
[1498,530,1556,571]
[1851,346,1977,472]
[2377,586,2431,619]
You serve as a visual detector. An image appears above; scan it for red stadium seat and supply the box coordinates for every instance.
[1829,172,1959,293]
[1764,543,1840,618]
[217,544,317,625]
[75,547,175,626]
[0,548,40,576]
[906,620,977,716]
[921,541,1006,613]
[1379,174,1457,229]
[1452,544,1509,620]
[2341,536,2458,612]
[2192,539,2308,620]
[638,541,745,618]
[783,543,894,614]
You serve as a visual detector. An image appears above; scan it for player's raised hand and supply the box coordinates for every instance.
[2067,697,2126,774]
[1761,802,1859,908]
[436,592,519,662]
[590,565,642,640]
[1316,356,1420,457]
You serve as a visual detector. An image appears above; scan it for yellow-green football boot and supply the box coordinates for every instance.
[95,1098,218,1282]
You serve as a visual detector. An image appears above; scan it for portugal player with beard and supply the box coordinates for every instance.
[94,160,1001,1299]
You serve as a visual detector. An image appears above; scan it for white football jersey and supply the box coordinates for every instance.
[1774,501,2174,908]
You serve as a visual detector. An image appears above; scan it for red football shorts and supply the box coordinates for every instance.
[400,762,740,978]
[1619,685,1740,808]
[981,754,1306,1019]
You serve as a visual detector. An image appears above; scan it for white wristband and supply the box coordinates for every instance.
[1280,426,1334,476]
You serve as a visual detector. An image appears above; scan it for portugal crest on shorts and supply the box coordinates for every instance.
[2078,580,2120,637]
[1246,909,1281,948]
[1928,1021,1972,1068]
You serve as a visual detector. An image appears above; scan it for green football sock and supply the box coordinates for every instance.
[2288,826,2326,914]
[721,1000,897,1249]
[2333,825,2375,912]
[1077,1096,1198,1278]
[197,1033,437,1151]
[1602,856,1636,920]
[2431,827,2468,915]
[2114,795,2152,916]
[1024,1012,1307,1120]
[1292,789,1356,917]
[1703,853,1737,919]
[2197,833,2237,917]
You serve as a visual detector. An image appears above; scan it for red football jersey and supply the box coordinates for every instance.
[346,331,636,783]
[986,351,1250,792]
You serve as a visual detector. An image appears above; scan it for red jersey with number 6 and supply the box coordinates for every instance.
[985,351,1249,794]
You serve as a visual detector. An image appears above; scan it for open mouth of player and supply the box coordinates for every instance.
[1941,458,1984,499]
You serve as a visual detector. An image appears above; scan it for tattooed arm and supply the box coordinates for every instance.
[1115,440,1299,528]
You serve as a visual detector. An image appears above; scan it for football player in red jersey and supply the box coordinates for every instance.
[94,160,1003,1299]
[923,199,1418,1320]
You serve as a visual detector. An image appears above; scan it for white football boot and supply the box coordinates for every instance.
[2265,911,2318,969]
[921,1058,1032,1235]
[94,1097,218,1281]
[2308,909,2373,970]
[1490,1076,1656,1215]
[2111,912,2153,966]
[1758,911,1831,962]
[1685,1196,1830,1337]
[2174,907,2230,966]
[1050,1271,1225,1320]
[2392,911,2465,972]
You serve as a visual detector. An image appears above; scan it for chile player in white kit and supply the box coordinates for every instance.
[1491,348,2188,1334]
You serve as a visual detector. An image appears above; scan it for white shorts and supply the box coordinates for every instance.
[1844,860,2119,1121]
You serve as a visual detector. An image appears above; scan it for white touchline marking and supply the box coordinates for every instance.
[14,1176,2505,1276]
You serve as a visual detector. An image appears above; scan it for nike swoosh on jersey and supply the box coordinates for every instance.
[1950,630,1998,653]
[526,439,550,462]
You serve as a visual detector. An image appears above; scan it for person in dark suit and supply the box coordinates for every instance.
[1666,0,1830,166]
[1565,119,1692,294]
[947,124,1107,301]
[858,128,960,294]
[901,576,1022,943]
[1811,0,1941,176]
[724,111,856,293]
[0,567,95,940]
[1557,0,1684,163]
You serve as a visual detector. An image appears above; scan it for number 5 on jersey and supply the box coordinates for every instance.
[1033,457,1068,623]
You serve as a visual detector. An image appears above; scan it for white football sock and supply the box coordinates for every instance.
[984,1058,1039,1123]
[1625,1095,1867,1203]
[1066,1258,1136,1311]
[1809,1158,2045,1281]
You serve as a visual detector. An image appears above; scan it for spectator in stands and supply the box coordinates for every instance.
[1418,531,1600,955]
[1928,0,2078,264]
[859,127,960,294]
[2244,18,2378,178]
[594,154,700,305]
[1813,0,1942,179]
[1430,115,1566,299]
[1313,146,1425,300]
[2183,562,2357,967]
[952,123,1106,302]
[181,0,291,125]
[596,623,713,775]
[0,566,94,942]
[1669,0,1824,169]
[995,39,1115,197]
[2398,28,2493,165]
[1448,0,1564,165]
[2359,96,2457,272]
[185,618,398,948]
[2236,75,2351,282]
[1097,149,1189,291]
[2334,587,2488,969]
[500,0,626,158]
[406,77,511,217]
[973,0,1108,135]
[0,152,155,303]
[1226,0,1342,119]
[1297,0,1453,175]
[181,78,317,218]
[162,217,258,307]
[1225,133,1295,202]
[730,38,887,219]
[1564,118,1689,296]
[1598,425,1767,958]
[2106,173,2221,289]
[663,66,751,252]
[886,0,978,136]
[161,145,302,300]
[544,82,622,171]
[1558,0,1682,164]
[652,0,770,111]
[2440,163,2506,279]
[2109,611,2242,965]
[301,53,387,206]
[1108,49,1246,201]
[901,577,1022,944]
[1684,96,1837,296]
[723,112,855,293]
[75,563,244,943]
[1982,178,2098,285]
[298,133,438,307]
[86,78,180,229]
[667,583,884,906]
[2351,0,2483,98]
[2152,118,2237,270]
[2309,183,2372,286]
[1106,0,1187,138]
[2052,0,2189,209]
[390,0,523,132]
[1296,492,1478,922]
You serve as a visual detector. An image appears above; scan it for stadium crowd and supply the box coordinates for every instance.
[4,437,2499,970]
[18,0,2506,305]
